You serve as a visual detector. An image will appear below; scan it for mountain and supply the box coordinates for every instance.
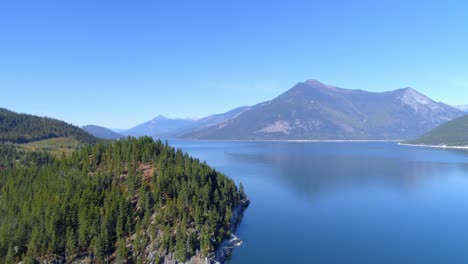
[176,106,250,136]
[82,125,124,139]
[405,114,468,146]
[456,105,468,112]
[0,108,97,144]
[123,115,196,138]
[127,107,251,139]
[111,128,127,133]
[188,106,250,131]
[181,80,464,140]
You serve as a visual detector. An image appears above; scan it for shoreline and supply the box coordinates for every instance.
[398,142,468,150]
[209,197,250,264]
[166,138,402,143]
[160,197,250,264]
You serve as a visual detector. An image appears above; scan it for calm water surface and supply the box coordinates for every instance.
[168,141,468,264]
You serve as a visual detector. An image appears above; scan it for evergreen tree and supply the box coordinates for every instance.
[65,228,77,261]
[116,237,127,264]
[175,228,186,261]
[5,246,15,264]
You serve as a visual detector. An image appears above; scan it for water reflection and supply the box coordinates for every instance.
[169,140,468,264]
[222,142,468,199]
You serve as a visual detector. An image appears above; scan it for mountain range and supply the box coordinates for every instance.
[82,125,124,140]
[110,80,464,140]
[122,115,197,138]
[175,106,250,136]
[181,80,463,140]
[120,107,251,139]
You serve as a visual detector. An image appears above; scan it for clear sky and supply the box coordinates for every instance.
[2,0,468,128]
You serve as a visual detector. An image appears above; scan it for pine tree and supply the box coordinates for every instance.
[239,182,246,199]
[224,205,232,226]
[200,228,211,256]
[5,245,15,264]
[175,228,186,262]
[116,237,127,264]
[66,228,77,261]
[93,223,108,264]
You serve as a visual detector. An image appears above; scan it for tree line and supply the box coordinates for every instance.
[0,108,96,144]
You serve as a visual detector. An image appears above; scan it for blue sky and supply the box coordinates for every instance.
[2,0,468,128]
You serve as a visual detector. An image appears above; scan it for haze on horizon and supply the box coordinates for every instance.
[2,0,468,128]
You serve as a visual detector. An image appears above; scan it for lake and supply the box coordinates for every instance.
[168,140,468,264]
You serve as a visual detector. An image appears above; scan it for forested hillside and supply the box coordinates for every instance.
[0,137,246,264]
[0,108,96,144]
[0,143,53,168]
[406,114,468,146]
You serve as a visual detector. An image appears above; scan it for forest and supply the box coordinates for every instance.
[0,136,246,263]
[0,108,96,144]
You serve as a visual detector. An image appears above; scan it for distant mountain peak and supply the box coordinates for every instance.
[304,79,337,90]
[151,115,197,122]
[402,87,415,91]
[395,87,422,95]
[124,115,197,138]
[281,79,340,99]
[152,115,167,121]
[397,87,434,109]
[305,79,324,85]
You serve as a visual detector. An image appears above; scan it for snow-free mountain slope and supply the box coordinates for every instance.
[181,80,464,140]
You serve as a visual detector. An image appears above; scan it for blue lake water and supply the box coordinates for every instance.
[168,140,468,264]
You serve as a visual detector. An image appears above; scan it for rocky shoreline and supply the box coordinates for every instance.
[209,197,250,264]
[157,197,250,264]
